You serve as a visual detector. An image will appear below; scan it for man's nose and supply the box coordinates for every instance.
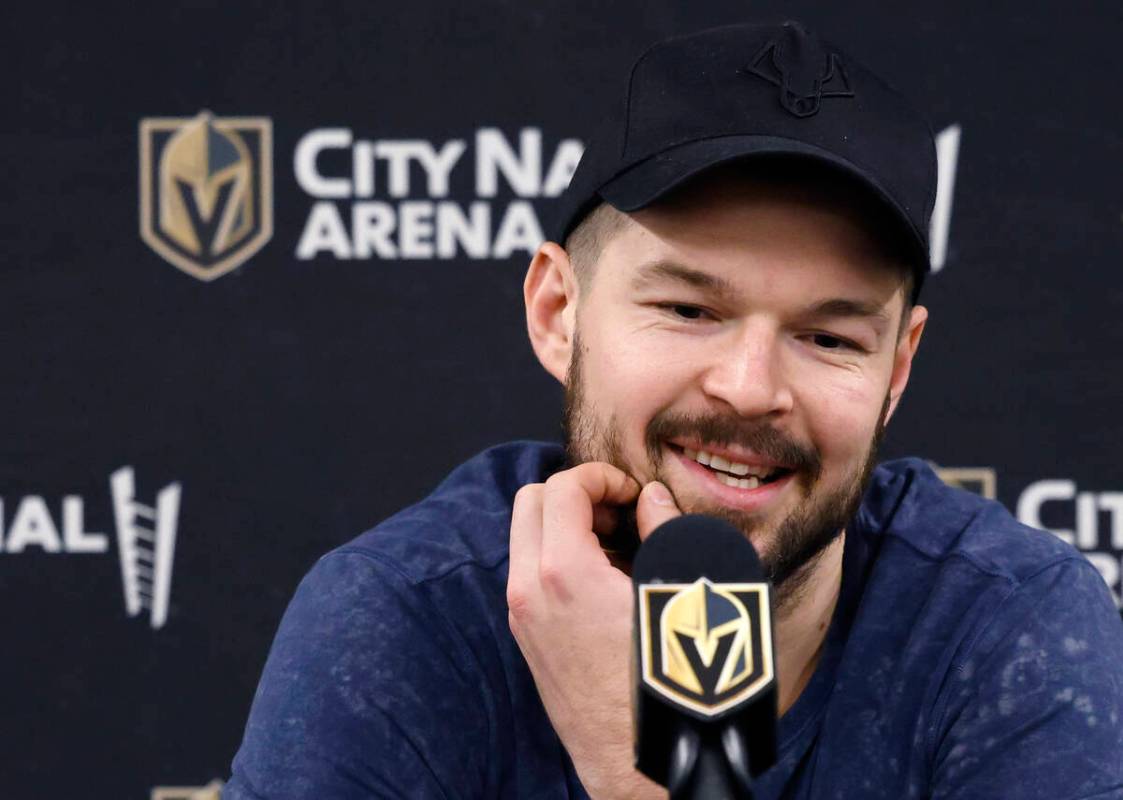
[699,321,794,419]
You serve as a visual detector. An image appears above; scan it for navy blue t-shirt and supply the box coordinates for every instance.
[226,442,1123,799]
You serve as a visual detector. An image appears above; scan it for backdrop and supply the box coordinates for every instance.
[5,1,1122,797]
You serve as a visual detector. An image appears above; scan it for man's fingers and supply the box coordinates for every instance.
[592,504,623,537]
[635,481,682,541]
[540,462,641,571]
[563,462,643,508]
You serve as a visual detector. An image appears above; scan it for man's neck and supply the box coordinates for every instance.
[774,532,845,716]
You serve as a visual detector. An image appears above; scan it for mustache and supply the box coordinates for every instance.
[645,411,821,480]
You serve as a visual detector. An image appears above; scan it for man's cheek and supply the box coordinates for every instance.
[801,394,874,456]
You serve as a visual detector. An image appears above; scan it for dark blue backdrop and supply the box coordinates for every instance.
[4,1,1121,797]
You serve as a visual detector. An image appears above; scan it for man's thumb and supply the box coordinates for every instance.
[636,481,682,541]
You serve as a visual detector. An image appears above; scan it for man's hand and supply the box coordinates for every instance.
[507,463,682,799]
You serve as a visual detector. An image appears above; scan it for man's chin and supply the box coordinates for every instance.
[670,496,776,551]
[669,485,844,585]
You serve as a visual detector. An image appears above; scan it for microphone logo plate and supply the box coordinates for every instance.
[638,578,773,717]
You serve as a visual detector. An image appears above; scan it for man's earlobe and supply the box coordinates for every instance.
[524,242,578,384]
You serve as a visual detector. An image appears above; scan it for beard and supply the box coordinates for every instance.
[562,330,887,608]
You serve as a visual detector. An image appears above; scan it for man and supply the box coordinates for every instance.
[226,22,1123,799]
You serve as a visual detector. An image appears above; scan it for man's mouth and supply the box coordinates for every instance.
[667,442,795,490]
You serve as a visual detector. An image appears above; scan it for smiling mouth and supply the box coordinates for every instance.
[667,443,794,490]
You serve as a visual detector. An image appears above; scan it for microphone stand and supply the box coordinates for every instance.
[666,721,755,800]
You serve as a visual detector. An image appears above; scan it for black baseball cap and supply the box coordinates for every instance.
[553,21,938,302]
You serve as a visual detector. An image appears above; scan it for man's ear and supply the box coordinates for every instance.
[524,241,579,384]
[884,304,928,424]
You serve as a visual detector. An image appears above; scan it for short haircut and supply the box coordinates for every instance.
[563,158,918,335]
[564,202,633,290]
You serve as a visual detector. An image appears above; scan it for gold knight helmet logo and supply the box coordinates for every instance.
[139,111,272,281]
[638,578,774,717]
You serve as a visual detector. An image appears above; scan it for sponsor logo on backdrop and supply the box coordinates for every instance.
[638,577,773,717]
[140,111,273,281]
[1018,478,1123,606]
[0,467,183,629]
[933,465,996,500]
[293,127,583,261]
[152,780,223,800]
[111,467,182,629]
[138,115,957,276]
[930,124,960,273]
[934,465,1123,607]
[293,124,959,267]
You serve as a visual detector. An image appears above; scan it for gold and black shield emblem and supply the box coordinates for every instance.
[139,111,272,281]
[638,578,773,717]
[932,465,997,500]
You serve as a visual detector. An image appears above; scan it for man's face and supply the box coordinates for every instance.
[561,176,915,595]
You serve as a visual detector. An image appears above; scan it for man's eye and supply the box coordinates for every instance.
[665,304,706,320]
[812,333,852,350]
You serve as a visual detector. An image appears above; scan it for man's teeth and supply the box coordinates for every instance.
[683,447,775,489]
[719,473,761,490]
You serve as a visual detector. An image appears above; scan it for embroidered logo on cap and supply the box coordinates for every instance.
[746,23,854,118]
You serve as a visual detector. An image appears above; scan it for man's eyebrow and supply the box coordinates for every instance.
[804,297,893,330]
[630,260,737,296]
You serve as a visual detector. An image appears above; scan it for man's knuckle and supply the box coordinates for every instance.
[514,483,543,505]
[506,582,533,621]
[538,560,566,593]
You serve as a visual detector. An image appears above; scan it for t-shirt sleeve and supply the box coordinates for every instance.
[224,548,491,800]
[930,558,1123,799]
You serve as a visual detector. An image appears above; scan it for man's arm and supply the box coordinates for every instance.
[931,558,1123,799]
[225,549,490,800]
[507,464,681,799]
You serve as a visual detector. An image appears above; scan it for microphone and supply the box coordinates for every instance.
[632,515,777,799]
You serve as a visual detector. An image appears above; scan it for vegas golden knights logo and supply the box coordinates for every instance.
[638,578,773,717]
[151,779,223,800]
[139,111,272,281]
[933,464,997,500]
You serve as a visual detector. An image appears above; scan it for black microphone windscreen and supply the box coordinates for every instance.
[632,514,764,585]
[630,513,778,791]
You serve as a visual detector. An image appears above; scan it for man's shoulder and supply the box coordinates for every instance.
[860,456,1086,584]
[337,440,566,585]
[852,456,1121,692]
[225,442,569,800]
[818,458,1123,797]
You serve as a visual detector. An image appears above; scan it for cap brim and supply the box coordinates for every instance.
[599,134,931,278]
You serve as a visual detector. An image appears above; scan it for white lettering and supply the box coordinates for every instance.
[374,142,416,198]
[1098,493,1123,549]
[542,139,585,197]
[353,140,376,198]
[62,496,107,553]
[436,202,490,258]
[366,140,465,198]
[296,202,352,259]
[1076,492,1099,550]
[6,496,62,553]
[476,128,541,197]
[294,129,353,198]
[493,201,544,258]
[1018,480,1123,553]
[1017,479,1076,544]
[930,124,960,273]
[420,140,467,197]
[352,202,397,258]
[398,201,435,258]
